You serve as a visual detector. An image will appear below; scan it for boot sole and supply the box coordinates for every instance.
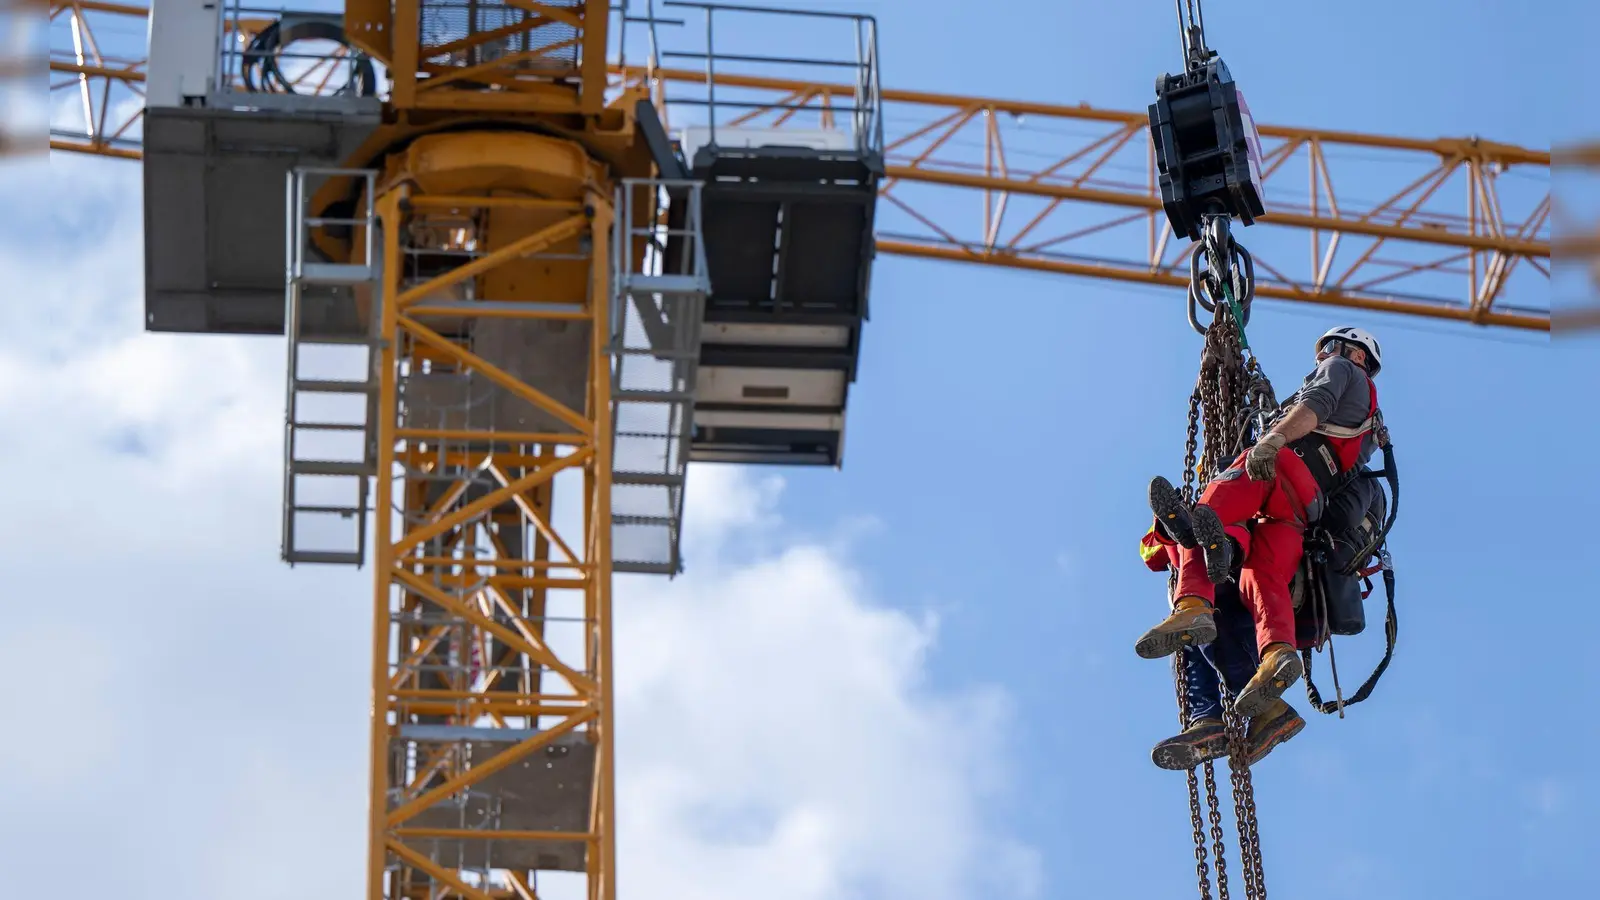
[1234,653,1306,718]
[1148,477,1195,546]
[1246,715,1306,767]
[1152,734,1229,771]
[1134,615,1219,659]
[1189,505,1232,585]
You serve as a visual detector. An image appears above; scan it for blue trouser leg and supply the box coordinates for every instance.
[1182,644,1224,723]
[1184,586,1261,724]
[1204,586,1262,700]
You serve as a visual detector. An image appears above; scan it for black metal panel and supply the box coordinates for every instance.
[141,104,379,337]
[695,165,877,322]
[698,345,856,372]
[692,146,880,184]
[689,424,841,467]
[701,194,782,307]
[783,200,870,316]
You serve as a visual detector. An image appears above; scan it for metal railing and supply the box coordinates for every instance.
[656,1,883,159]
[282,165,380,566]
[609,176,711,576]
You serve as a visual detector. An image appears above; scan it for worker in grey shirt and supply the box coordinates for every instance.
[1133,326,1387,726]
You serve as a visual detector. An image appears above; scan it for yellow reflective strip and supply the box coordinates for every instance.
[1139,527,1163,562]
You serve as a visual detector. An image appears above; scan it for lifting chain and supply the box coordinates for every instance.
[1173,654,1220,900]
[1172,215,1276,900]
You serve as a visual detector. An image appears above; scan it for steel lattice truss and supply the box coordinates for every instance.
[635,65,1550,331]
[50,2,1552,331]
[48,0,145,157]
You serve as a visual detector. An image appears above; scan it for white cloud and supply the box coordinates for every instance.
[610,508,1041,900]
[0,159,1040,899]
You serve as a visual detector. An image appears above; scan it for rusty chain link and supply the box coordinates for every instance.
[1172,652,1216,900]
[1174,391,1225,900]
[1171,217,1277,900]
[1204,753,1231,900]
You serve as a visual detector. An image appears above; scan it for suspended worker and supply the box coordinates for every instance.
[1139,523,1305,769]
[1133,325,1386,719]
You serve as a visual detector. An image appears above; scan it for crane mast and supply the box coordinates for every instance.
[297,4,633,898]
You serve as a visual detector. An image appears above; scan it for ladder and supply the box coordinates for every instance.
[610,177,711,576]
[281,167,381,566]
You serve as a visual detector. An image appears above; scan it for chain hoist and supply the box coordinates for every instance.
[1149,4,1277,897]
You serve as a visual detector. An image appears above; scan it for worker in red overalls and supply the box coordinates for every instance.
[1133,326,1386,719]
[1139,522,1305,769]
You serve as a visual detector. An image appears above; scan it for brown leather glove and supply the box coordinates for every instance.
[1245,432,1288,481]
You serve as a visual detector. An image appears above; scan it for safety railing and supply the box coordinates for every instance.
[654,1,883,160]
[609,176,711,576]
[281,165,380,566]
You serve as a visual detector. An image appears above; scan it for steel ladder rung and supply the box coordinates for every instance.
[292,421,370,432]
[293,504,367,516]
[297,333,376,346]
[613,472,684,486]
[294,379,378,394]
[291,459,374,477]
[289,550,366,566]
[299,262,375,286]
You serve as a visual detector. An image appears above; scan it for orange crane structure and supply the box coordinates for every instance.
[46,2,1552,899]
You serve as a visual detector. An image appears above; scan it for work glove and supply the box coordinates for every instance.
[1245,432,1288,482]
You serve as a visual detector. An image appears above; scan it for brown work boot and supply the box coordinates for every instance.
[1244,700,1306,767]
[1134,596,1217,659]
[1233,642,1305,718]
[1151,717,1228,770]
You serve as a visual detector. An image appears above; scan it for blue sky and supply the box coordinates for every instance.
[11,2,1595,899]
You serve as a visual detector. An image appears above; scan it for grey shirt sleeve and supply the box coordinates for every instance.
[1293,356,1356,421]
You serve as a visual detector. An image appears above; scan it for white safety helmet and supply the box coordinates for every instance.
[1315,326,1382,375]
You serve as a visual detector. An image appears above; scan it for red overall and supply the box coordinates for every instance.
[1140,521,1251,572]
[1170,379,1378,654]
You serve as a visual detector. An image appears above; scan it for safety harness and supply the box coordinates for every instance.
[1293,433,1402,716]
[1286,371,1381,498]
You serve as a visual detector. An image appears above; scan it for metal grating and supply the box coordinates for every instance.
[419,0,583,74]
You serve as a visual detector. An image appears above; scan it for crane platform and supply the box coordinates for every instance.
[143,3,380,336]
[656,3,884,468]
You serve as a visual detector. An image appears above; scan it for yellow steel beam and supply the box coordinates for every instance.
[878,239,1549,331]
[639,64,1551,331]
[47,1,148,157]
[48,4,1551,329]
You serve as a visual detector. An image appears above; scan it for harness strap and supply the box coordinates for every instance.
[1301,564,1396,715]
[1313,380,1380,440]
[1287,431,1347,497]
[1312,414,1379,440]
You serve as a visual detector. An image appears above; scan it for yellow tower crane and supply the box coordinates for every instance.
[45,3,1552,899]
